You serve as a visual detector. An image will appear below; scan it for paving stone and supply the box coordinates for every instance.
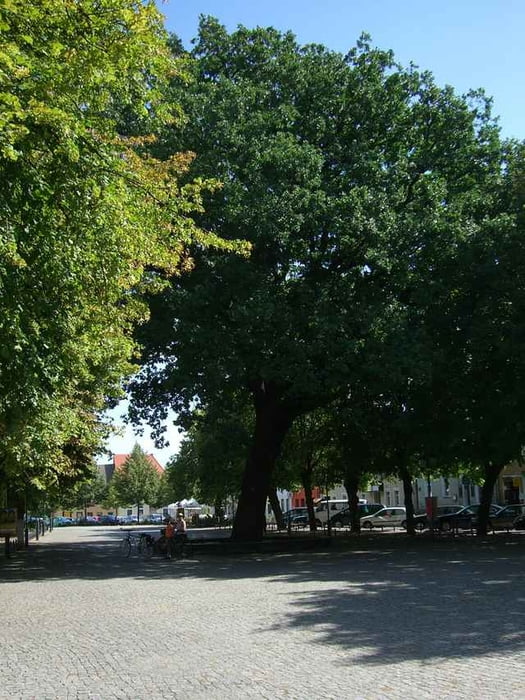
[0,526,524,699]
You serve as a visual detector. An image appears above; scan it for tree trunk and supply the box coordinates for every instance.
[15,493,25,549]
[476,463,501,536]
[214,498,224,524]
[232,382,293,541]
[301,462,317,532]
[268,485,284,530]
[344,471,361,533]
[400,464,415,536]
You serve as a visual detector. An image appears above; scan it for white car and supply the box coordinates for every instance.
[360,507,407,529]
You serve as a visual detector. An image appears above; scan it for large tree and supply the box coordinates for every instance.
[0,1,229,504]
[130,19,505,540]
[417,140,525,534]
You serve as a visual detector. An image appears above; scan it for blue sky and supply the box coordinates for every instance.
[160,0,524,140]
[105,0,524,464]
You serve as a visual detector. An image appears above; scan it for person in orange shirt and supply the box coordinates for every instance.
[164,517,175,559]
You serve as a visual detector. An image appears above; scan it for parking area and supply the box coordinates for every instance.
[1,526,524,699]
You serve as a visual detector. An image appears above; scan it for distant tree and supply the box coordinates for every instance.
[325,394,391,534]
[60,470,108,519]
[109,445,161,522]
[164,440,200,505]
[165,396,250,512]
[278,410,335,530]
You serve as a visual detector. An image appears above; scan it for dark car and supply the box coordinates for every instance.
[401,506,464,531]
[99,514,119,525]
[486,504,525,531]
[400,512,429,531]
[514,512,525,530]
[436,504,502,531]
[330,503,385,528]
[281,508,309,527]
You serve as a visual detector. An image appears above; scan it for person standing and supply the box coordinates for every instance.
[173,513,187,557]
[164,517,175,559]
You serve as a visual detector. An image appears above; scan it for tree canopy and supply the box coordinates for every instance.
[108,444,161,516]
[128,18,513,539]
[0,2,233,500]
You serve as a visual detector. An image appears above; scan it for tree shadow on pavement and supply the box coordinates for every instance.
[262,539,525,665]
[1,527,523,666]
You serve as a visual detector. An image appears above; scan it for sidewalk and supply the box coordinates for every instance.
[1,526,524,699]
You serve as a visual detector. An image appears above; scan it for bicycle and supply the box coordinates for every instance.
[118,529,154,559]
[140,529,191,560]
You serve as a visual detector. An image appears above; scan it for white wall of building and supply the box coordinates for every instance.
[379,476,481,510]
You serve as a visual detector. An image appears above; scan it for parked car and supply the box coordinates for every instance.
[513,512,525,530]
[401,506,464,531]
[360,507,406,529]
[281,508,309,527]
[192,513,215,527]
[330,504,385,528]
[400,512,429,531]
[99,515,119,525]
[314,499,363,526]
[148,514,164,524]
[53,516,74,526]
[27,516,50,527]
[436,504,503,531]
[486,504,525,531]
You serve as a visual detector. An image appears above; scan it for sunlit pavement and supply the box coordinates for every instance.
[1,526,524,699]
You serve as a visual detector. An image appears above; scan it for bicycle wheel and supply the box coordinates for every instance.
[119,538,131,558]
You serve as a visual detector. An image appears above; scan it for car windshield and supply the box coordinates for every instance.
[499,505,525,516]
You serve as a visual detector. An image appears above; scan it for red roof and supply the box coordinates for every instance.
[113,453,164,475]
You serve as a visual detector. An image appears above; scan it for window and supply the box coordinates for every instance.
[394,490,400,506]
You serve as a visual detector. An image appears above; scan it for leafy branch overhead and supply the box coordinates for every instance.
[0,2,242,494]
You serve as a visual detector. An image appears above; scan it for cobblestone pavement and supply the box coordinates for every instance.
[1,526,524,700]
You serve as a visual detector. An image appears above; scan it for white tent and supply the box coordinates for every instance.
[179,498,200,508]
